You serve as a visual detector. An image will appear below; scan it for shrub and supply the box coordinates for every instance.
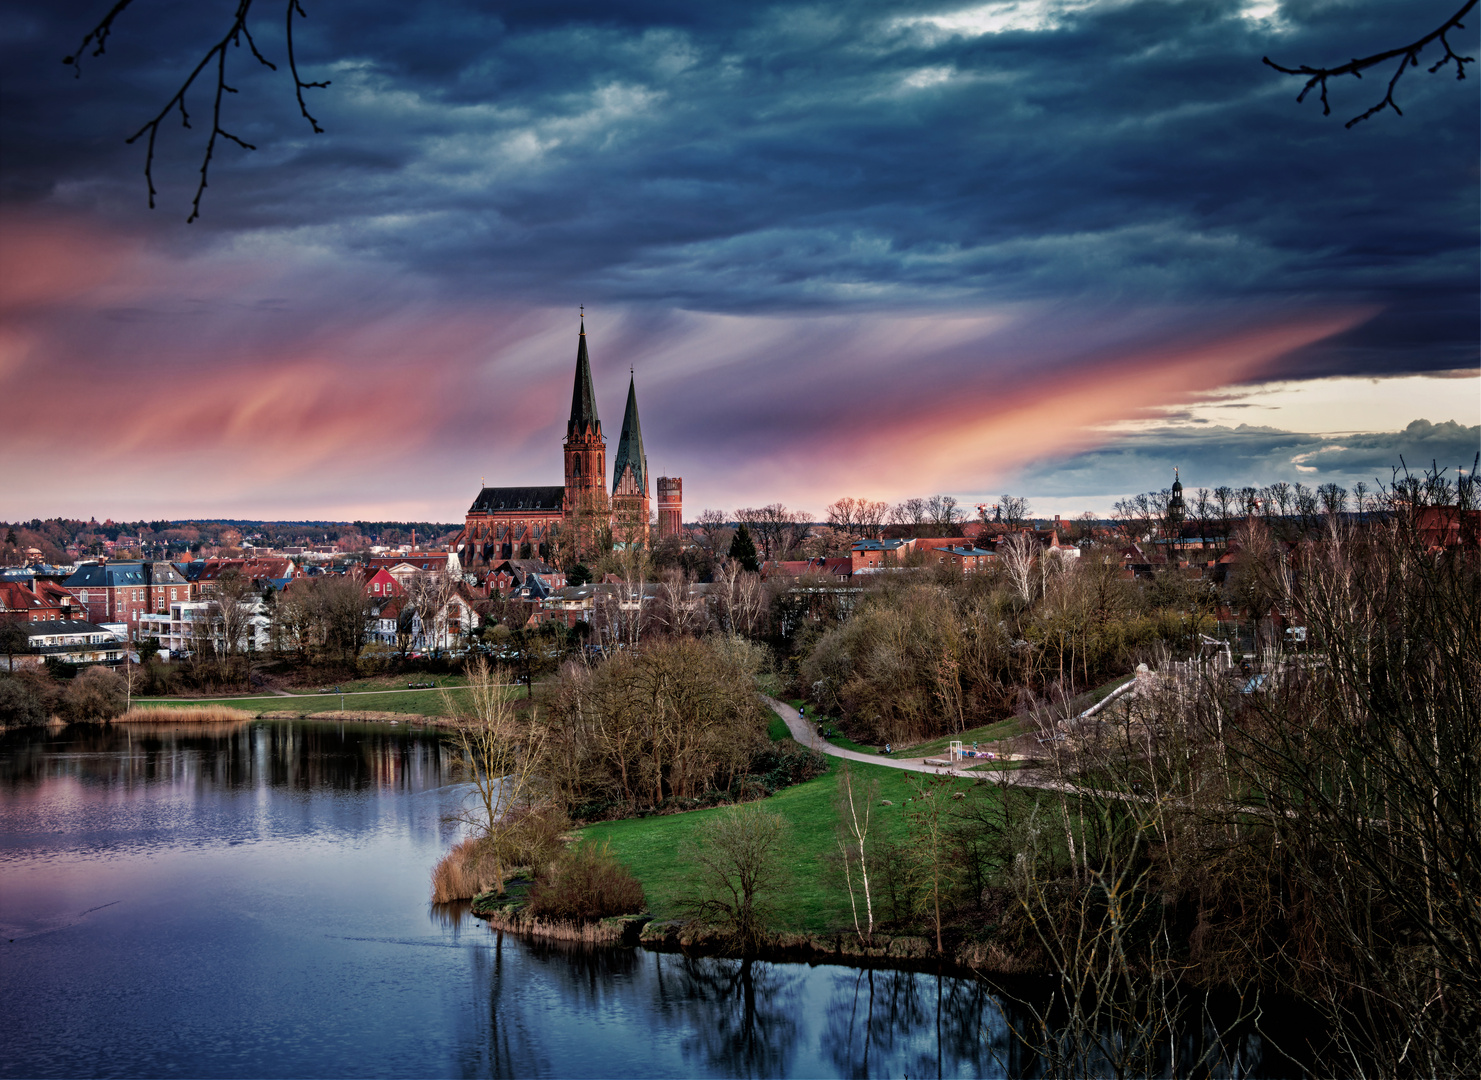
[0,677,47,726]
[500,803,572,869]
[61,666,126,721]
[525,842,646,923]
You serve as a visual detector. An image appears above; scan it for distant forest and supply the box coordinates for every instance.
[1,518,461,565]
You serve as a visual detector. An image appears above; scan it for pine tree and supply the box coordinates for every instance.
[728,523,760,572]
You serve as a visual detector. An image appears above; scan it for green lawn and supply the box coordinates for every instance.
[581,757,991,933]
[828,733,878,754]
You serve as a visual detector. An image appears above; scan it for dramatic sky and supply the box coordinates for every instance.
[1,0,1476,522]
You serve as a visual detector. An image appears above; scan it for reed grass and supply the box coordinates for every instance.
[431,835,504,903]
[477,907,637,945]
[118,705,255,723]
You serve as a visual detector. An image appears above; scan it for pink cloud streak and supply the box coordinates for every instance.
[0,211,1375,520]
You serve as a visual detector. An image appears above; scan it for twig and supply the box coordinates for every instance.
[65,0,330,221]
[62,0,138,73]
[1264,1,1477,127]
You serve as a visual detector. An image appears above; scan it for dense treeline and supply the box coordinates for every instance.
[0,517,459,564]
[796,557,1215,745]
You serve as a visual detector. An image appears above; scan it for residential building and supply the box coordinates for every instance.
[63,561,191,636]
[4,620,126,671]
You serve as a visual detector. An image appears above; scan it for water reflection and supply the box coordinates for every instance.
[0,718,456,794]
[665,956,803,1077]
[821,966,1011,1079]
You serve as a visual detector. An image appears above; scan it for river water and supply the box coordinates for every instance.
[0,720,1295,1078]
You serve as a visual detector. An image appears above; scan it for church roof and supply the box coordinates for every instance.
[468,486,566,514]
[612,373,648,496]
[568,319,601,439]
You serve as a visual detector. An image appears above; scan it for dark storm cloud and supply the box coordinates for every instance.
[2,1,1474,378]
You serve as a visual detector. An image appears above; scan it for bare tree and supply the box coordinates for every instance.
[926,494,963,533]
[1213,485,1237,539]
[999,495,1030,529]
[202,568,257,660]
[716,560,767,638]
[313,573,373,664]
[405,569,456,655]
[835,762,878,946]
[904,775,958,955]
[443,658,546,895]
[66,0,330,222]
[736,504,809,561]
[696,509,732,558]
[681,801,791,955]
[1000,532,1037,603]
[889,497,928,537]
[855,499,888,540]
[653,567,706,638]
[826,497,860,538]
[1317,481,1349,517]
[1264,1,1477,127]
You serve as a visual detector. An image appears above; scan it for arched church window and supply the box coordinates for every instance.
[574,458,581,477]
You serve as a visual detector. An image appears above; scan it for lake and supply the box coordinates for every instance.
[0,719,1295,1078]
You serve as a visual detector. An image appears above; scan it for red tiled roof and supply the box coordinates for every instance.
[0,581,53,612]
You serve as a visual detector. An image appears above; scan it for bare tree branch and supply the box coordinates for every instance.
[1264,1,1476,127]
[65,0,330,221]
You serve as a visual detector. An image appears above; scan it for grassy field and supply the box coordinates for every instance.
[581,753,992,933]
[130,684,481,717]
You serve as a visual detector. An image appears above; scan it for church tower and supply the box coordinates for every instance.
[563,317,607,519]
[611,372,650,545]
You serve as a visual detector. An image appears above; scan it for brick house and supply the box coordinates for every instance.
[63,561,191,637]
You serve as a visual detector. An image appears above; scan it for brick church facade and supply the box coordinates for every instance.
[453,318,680,570]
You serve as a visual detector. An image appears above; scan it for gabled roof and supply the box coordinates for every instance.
[468,486,566,514]
[0,581,53,611]
[568,318,601,439]
[64,561,187,589]
[612,373,648,496]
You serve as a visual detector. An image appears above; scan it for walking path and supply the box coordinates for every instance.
[766,695,1016,782]
[764,695,1155,804]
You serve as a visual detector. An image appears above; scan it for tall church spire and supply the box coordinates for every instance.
[564,315,606,515]
[568,316,600,438]
[612,372,647,498]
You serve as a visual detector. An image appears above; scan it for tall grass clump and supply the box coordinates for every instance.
[525,842,646,923]
[431,835,504,903]
[119,705,254,723]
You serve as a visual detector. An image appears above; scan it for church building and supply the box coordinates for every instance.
[453,317,678,572]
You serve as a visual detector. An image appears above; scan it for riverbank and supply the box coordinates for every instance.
[460,741,1022,974]
[467,895,1026,977]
